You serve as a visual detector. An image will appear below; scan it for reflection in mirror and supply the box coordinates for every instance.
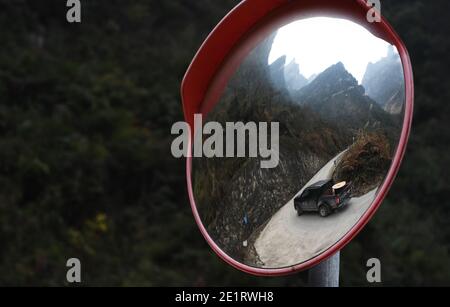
[192,17,405,269]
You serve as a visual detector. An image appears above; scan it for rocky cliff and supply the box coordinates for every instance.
[362,46,405,114]
[294,62,400,140]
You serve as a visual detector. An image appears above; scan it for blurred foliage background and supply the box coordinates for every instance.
[0,0,448,286]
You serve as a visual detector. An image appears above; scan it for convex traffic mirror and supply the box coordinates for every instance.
[181,0,413,275]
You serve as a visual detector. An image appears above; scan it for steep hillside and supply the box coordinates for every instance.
[362,46,405,114]
[294,62,401,143]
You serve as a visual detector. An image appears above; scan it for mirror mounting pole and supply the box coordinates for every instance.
[308,252,340,287]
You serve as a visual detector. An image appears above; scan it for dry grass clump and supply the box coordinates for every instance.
[333,130,392,196]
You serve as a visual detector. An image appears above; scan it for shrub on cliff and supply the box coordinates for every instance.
[333,130,392,196]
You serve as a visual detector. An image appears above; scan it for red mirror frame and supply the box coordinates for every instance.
[181,0,414,276]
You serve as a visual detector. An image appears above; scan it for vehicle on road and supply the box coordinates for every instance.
[294,179,352,217]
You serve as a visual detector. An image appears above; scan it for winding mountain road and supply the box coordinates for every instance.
[253,152,377,269]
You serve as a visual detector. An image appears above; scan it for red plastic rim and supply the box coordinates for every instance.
[181,0,414,276]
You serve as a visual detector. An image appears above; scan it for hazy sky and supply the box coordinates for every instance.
[269,17,396,83]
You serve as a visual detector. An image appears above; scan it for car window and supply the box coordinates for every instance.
[301,189,310,199]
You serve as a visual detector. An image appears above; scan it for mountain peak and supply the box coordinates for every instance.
[316,62,356,85]
[362,49,404,114]
[271,55,287,68]
[334,61,345,69]
[323,62,348,75]
[284,59,307,91]
[295,62,358,100]
[287,58,297,66]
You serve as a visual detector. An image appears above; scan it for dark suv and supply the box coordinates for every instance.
[294,179,352,217]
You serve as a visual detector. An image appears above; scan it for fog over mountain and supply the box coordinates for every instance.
[284,59,308,91]
[268,56,311,95]
[362,46,405,114]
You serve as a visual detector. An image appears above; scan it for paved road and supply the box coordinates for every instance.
[253,152,377,269]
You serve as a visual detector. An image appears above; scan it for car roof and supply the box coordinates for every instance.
[306,179,333,190]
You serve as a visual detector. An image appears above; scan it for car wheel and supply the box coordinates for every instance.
[297,208,303,216]
[319,205,330,217]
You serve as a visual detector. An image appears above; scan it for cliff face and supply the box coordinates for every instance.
[202,150,326,261]
[193,109,348,261]
[293,62,400,141]
[362,46,405,114]
[269,55,287,91]
[296,62,359,101]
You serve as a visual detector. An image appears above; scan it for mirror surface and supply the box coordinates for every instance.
[192,17,405,269]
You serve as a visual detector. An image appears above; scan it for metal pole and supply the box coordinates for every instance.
[308,252,340,287]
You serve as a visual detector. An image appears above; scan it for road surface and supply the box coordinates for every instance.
[253,152,378,269]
